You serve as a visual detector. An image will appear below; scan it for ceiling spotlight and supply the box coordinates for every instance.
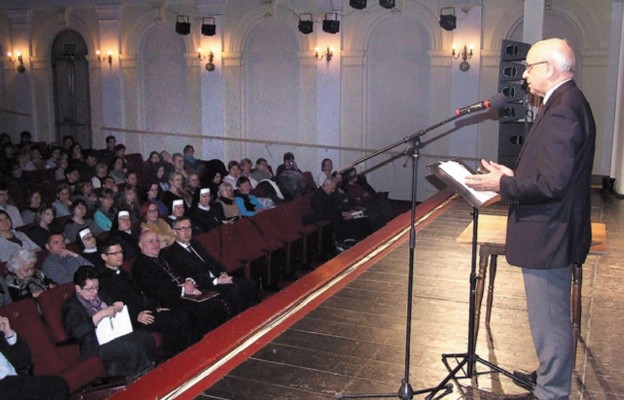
[298,13,313,35]
[201,17,216,36]
[175,15,191,35]
[379,0,395,9]
[349,0,367,9]
[439,7,456,31]
[322,13,340,34]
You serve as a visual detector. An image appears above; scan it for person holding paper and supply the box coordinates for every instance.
[465,38,595,400]
[62,266,157,381]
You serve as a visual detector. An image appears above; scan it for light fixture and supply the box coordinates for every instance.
[439,7,457,31]
[175,15,191,35]
[201,17,216,36]
[379,0,395,9]
[315,47,333,62]
[452,44,473,71]
[96,50,113,65]
[350,0,367,9]
[322,13,340,34]
[205,49,215,72]
[298,13,313,35]
[7,52,26,73]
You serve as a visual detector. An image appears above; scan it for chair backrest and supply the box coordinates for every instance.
[36,282,75,344]
[124,153,144,174]
[0,298,70,375]
[302,171,318,192]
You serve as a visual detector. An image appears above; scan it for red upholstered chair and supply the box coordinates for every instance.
[37,282,75,344]
[0,298,106,393]
[302,171,318,193]
[299,193,334,257]
[124,153,144,175]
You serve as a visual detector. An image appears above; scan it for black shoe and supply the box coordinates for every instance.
[502,393,537,400]
[512,370,537,391]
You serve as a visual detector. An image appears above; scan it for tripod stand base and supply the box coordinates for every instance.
[334,380,452,400]
[425,353,535,400]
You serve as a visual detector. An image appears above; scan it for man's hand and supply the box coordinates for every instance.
[137,310,155,325]
[464,159,514,192]
[0,315,15,338]
[216,273,233,285]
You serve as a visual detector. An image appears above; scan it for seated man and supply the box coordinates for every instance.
[132,230,231,340]
[62,266,156,381]
[98,239,195,359]
[341,168,393,231]
[0,315,69,400]
[42,233,94,284]
[163,216,258,315]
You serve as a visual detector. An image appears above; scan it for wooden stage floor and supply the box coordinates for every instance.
[115,189,624,400]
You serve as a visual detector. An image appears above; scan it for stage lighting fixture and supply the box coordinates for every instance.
[350,0,367,9]
[175,15,191,35]
[298,13,313,35]
[439,7,456,31]
[379,0,395,9]
[201,17,216,36]
[322,13,340,34]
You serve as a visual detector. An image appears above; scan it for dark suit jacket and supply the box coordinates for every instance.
[132,254,185,309]
[163,241,223,289]
[500,80,595,269]
[62,291,114,359]
[0,332,32,375]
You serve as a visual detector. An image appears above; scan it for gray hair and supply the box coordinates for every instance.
[7,249,37,273]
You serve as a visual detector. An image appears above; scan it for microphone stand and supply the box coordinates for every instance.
[334,111,472,400]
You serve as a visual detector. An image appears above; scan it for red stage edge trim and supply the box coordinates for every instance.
[110,188,455,400]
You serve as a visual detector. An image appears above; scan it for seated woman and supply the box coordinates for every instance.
[114,184,141,225]
[109,156,127,185]
[165,199,186,228]
[5,249,57,301]
[140,201,175,248]
[316,158,334,188]
[145,182,168,216]
[52,183,72,217]
[75,228,104,269]
[26,205,59,248]
[72,181,99,210]
[0,211,40,263]
[20,190,42,225]
[109,211,140,261]
[93,188,117,232]
[234,177,265,217]
[216,182,241,220]
[191,188,226,233]
[63,199,103,242]
[161,171,192,215]
[62,266,156,381]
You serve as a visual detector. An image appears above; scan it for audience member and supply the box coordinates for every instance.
[45,145,63,170]
[185,173,201,199]
[98,239,194,359]
[42,233,93,284]
[26,205,58,248]
[161,171,191,215]
[54,155,68,181]
[216,182,241,220]
[250,157,273,182]
[132,230,231,340]
[275,151,301,176]
[191,188,225,233]
[0,314,70,400]
[72,181,98,210]
[91,163,109,189]
[20,190,42,225]
[239,158,258,188]
[17,130,33,149]
[234,177,265,217]
[0,211,40,263]
[0,183,25,228]
[140,201,176,248]
[63,166,81,194]
[164,216,258,314]
[108,210,140,261]
[100,135,117,161]
[30,147,45,170]
[166,199,186,228]
[341,168,394,231]
[75,228,104,269]
[183,145,199,172]
[115,184,141,224]
[5,249,57,301]
[145,183,168,216]
[109,157,127,185]
[52,183,72,218]
[63,199,103,241]
[316,158,334,187]
[93,189,117,232]
[62,266,156,381]
[61,135,75,153]
[114,144,127,162]
[0,275,11,306]
[79,150,98,179]
[223,160,241,188]
[171,153,189,181]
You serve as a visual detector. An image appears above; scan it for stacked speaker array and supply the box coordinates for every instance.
[497,39,532,168]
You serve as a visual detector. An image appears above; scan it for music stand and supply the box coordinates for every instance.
[423,161,534,399]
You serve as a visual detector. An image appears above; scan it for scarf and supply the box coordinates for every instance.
[237,194,255,212]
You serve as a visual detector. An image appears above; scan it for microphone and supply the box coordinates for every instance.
[455,93,506,116]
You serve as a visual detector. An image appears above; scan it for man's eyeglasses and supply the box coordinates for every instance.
[524,60,549,72]
[174,226,193,232]
[82,285,99,292]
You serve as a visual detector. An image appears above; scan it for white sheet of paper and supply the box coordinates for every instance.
[95,305,133,345]
[438,160,499,205]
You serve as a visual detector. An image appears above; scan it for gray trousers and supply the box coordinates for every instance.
[522,265,573,400]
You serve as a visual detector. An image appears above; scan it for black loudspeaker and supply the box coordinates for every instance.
[498,122,530,168]
[350,0,367,9]
[498,61,526,82]
[499,82,526,102]
[499,103,528,123]
[500,40,531,62]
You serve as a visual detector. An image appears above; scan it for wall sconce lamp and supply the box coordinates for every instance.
[96,50,113,65]
[198,48,216,71]
[452,44,473,71]
[315,47,333,62]
[7,52,26,73]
